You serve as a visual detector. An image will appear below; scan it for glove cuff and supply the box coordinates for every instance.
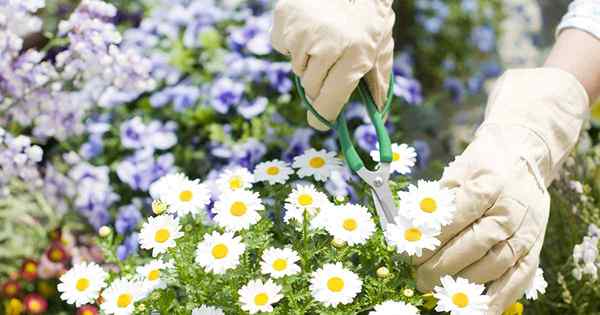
[481,68,589,185]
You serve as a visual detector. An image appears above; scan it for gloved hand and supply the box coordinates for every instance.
[414,68,589,314]
[271,0,395,130]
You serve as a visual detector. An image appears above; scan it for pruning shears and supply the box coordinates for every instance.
[293,75,398,229]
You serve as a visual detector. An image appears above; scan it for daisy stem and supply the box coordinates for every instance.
[302,210,309,269]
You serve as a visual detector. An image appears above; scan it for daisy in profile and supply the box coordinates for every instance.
[192,305,225,315]
[100,278,144,315]
[238,279,283,314]
[57,262,108,307]
[398,180,455,228]
[323,204,376,246]
[284,184,329,223]
[525,267,548,300]
[136,260,174,294]
[309,262,362,307]
[195,231,246,274]
[370,143,417,175]
[254,160,293,185]
[213,189,264,231]
[292,148,341,181]
[149,173,210,217]
[216,167,254,192]
[385,213,441,257]
[433,276,490,315]
[260,247,301,279]
[369,300,420,315]
[139,215,183,257]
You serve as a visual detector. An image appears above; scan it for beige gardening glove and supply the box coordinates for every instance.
[271,0,395,130]
[414,68,589,314]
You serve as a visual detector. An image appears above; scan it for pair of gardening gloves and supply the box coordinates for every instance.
[271,0,590,314]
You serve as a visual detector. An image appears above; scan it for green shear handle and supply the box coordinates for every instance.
[293,75,395,173]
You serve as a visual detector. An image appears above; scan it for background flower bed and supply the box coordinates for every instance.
[3,0,600,314]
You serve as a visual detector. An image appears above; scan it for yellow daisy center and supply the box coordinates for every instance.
[154,228,170,243]
[229,176,243,190]
[452,292,469,308]
[148,269,160,281]
[116,293,133,308]
[309,157,325,169]
[82,310,94,315]
[76,278,90,292]
[254,293,269,306]
[266,166,280,175]
[327,277,345,292]
[404,228,422,242]
[179,190,193,202]
[392,152,400,161]
[419,197,437,213]
[230,201,247,217]
[298,194,313,206]
[342,218,358,231]
[272,258,288,271]
[212,243,229,259]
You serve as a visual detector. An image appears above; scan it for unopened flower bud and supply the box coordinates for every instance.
[403,288,414,297]
[376,266,390,278]
[98,226,111,237]
[152,200,167,215]
[331,238,346,248]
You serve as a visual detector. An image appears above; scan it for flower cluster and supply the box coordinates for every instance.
[0,128,43,195]
[572,224,600,281]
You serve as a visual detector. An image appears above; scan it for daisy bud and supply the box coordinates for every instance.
[331,238,346,248]
[376,266,390,278]
[403,288,414,297]
[137,304,146,312]
[152,200,167,215]
[98,226,112,237]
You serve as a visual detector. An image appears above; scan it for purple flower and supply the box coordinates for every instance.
[443,77,466,104]
[115,203,142,235]
[120,117,146,149]
[150,84,200,111]
[120,117,177,151]
[116,150,175,191]
[413,140,430,169]
[210,138,267,169]
[210,77,245,114]
[394,76,423,105]
[282,128,314,162]
[471,26,495,53]
[116,233,139,260]
[80,134,104,159]
[228,15,272,55]
[238,96,268,119]
[354,124,378,152]
[266,62,292,94]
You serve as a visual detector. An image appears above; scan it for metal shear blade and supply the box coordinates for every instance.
[357,163,397,228]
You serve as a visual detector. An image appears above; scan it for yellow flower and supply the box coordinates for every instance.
[503,302,524,315]
[5,298,23,315]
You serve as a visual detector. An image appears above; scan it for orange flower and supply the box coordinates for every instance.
[23,294,47,315]
[20,260,38,282]
[76,305,99,315]
[1,280,20,298]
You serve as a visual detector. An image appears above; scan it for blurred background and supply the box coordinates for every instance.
[2,0,600,314]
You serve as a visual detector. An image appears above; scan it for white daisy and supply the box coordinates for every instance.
[525,267,548,300]
[139,215,184,257]
[238,279,283,314]
[213,189,264,231]
[195,231,246,274]
[192,305,225,315]
[284,184,329,223]
[57,262,108,307]
[385,213,441,257]
[149,173,210,217]
[254,160,293,185]
[370,143,417,175]
[309,262,362,307]
[260,247,301,278]
[136,259,174,294]
[100,278,144,315]
[433,276,490,315]
[323,204,376,246]
[369,300,420,315]
[398,180,455,228]
[292,148,341,181]
[216,167,254,192]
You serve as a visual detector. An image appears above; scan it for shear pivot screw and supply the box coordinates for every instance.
[373,177,383,187]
